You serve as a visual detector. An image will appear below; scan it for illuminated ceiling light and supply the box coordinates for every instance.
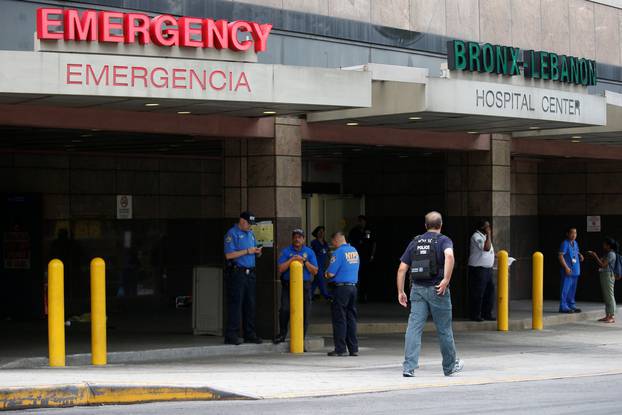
[263,110,277,115]
[529,126,540,130]
[408,116,422,120]
[571,140,581,143]
[177,111,191,115]
[571,135,582,139]
[467,131,478,134]
[145,103,160,107]
[346,122,359,126]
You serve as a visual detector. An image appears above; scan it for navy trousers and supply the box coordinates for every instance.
[330,285,359,354]
[225,268,257,341]
[468,266,495,320]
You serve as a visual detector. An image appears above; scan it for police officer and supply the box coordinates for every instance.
[223,211,263,345]
[348,215,376,302]
[274,229,318,344]
[325,231,360,357]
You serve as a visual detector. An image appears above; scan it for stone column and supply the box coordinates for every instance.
[223,117,302,339]
[445,134,511,316]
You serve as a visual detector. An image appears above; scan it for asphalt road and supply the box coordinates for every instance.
[13,373,622,415]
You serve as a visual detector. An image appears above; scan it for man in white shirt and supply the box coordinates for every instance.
[468,220,495,322]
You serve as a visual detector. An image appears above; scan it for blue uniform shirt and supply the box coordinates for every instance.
[559,239,581,276]
[278,245,318,281]
[311,239,329,274]
[224,224,257,268]
[326,243,360,284]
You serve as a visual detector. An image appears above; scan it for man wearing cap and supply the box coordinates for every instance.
[274,228,318,344]
[325,231,360,357]
[223,211,263,345]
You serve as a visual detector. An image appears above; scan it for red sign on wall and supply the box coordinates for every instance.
[36,8,272,53]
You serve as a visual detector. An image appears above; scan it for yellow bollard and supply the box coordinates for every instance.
[289,261,304,354]
[90,258,107,365]
[497,250,509,332]
[532,252,544,330]
[48,259,65,367]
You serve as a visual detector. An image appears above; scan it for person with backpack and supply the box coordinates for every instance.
[587,237,620,324]
[396,211,463,377]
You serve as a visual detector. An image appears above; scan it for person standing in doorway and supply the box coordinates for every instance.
[558,227,584,314]
[223,211,263,345]
[325,231,360,357]
[587,238,619,323]
[468,220,496,322]
[396,211,463,377]
[274,229,318,344]
[348,215,376,303]
[310,226,331,301]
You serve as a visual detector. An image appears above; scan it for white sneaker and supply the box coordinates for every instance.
[445,359,464,376]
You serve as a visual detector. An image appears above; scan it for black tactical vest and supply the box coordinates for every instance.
[409,234,440,282]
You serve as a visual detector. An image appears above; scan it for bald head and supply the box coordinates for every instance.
[425,211,443,231]
[331,231,346,248]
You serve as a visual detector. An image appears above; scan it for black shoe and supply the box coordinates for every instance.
[349,352,359,356]
[559,309,574,314]
[244,337,263,344]
[483,316,496,321]
[571,308,582,313]
[224,337,243,345]
[471,317,485,322]
[273,336,286,344]
[327,351,348,357]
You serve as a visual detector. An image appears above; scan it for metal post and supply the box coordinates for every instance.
[48,259,65,367]
[90,258,107,365]
[289,261,304,354]
[532,252,544,330]
[497,250,509,332]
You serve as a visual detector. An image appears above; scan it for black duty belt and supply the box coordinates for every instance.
[233,266,255,274]
[329,282,357,287]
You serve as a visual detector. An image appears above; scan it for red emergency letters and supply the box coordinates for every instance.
[36,8,272,53]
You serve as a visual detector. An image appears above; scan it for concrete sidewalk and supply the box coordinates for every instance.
[2,318,622,410]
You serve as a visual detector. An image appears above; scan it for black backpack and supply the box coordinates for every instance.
[409,234,441,282]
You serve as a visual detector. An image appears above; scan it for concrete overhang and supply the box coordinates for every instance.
[0,51,372,118]
[512,90,622,145]
[307,63,607,135]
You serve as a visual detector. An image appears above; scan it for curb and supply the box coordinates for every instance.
[0,383,253,411]
[309,309,605,335]
[1,337,326,369]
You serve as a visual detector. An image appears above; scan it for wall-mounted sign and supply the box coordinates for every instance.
[251,221,274,248]
[116,195,133,220]
[447,40,597,86]
[587,215,601,232]
[36,8,272,53]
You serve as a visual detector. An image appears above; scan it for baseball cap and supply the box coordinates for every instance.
[240,211,257,225]
[292,228,305,236]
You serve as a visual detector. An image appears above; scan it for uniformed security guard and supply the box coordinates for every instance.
[223,211,263,345]
[274,229,318,344]
[325,231,360,357]
[348,215,376,303]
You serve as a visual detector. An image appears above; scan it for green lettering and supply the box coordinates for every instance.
[495,45,508,75]
[587,60,597,86]
[447,40,467,70]
[579,59,588,85]
[468,42,481,71]
[550,53,559,81]
[540,51,550,80]
[482,43,495,73]
[509,47,521,75]
[560,55,569,82]
[570,57,579,84]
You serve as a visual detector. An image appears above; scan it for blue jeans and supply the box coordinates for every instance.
[403,284,457,375]
[559,274,579,312]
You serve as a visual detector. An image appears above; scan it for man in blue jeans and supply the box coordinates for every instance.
[396,211,463,377]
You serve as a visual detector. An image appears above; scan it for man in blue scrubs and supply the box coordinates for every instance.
[325,231,360,357]
[558,227,584,313]
[274,229,318,344]
[223,211,263,345]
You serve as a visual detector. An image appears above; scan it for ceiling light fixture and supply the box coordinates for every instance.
[571,140,581,143]
[571,135,582,139]
[263,110,277,115]
[177,111,191,115]
[529,126,540,130]
[346,122,359,126]
[145,103,160,107]
[408,116,422,120]
[467,131,478,134]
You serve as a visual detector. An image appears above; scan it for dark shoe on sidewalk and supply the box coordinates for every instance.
[273,335,286,344]
[244,337,263,344]
[349,351,359,356]
[559,309,574,314]
[224,337,243,345]
[571,308,582,313]
[327,351,348,357]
